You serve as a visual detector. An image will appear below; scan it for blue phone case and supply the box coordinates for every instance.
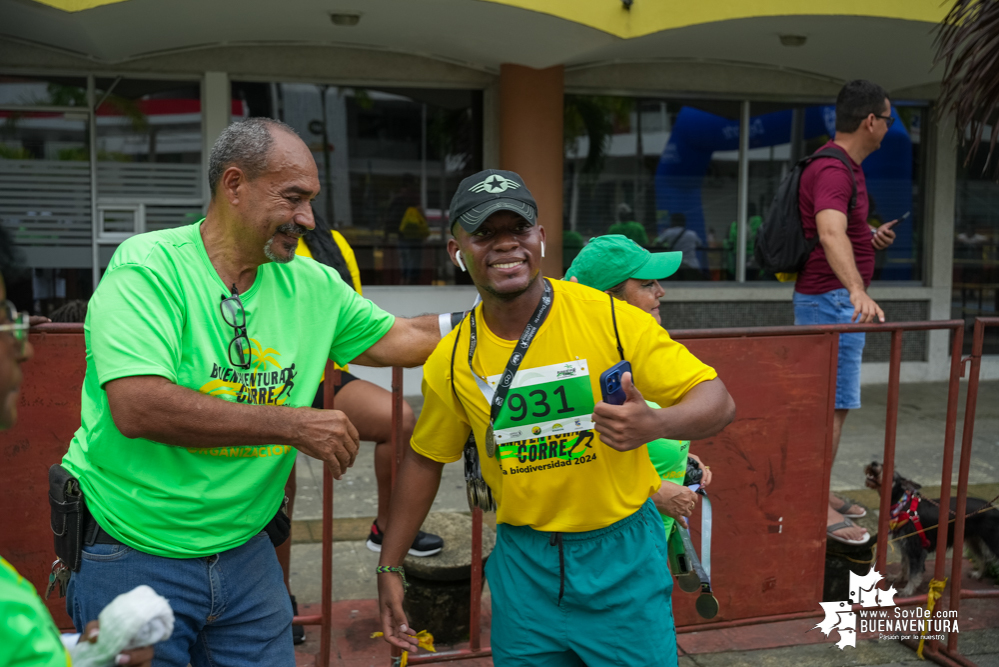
[599,360,632,405]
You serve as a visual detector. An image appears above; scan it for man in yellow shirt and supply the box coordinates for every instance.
[375,170,735,666]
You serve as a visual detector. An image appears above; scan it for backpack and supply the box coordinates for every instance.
[753,148,857,277]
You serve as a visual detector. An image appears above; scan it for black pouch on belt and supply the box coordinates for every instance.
[48,464,88,572]
[264,495,291,547]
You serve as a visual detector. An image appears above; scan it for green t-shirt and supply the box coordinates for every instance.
[62,222,395,558]
[644,401,689,536]
[0,556,69,667]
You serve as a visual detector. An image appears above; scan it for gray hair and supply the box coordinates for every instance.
[208,117,298,198]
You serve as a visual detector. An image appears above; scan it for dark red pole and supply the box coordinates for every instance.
[927,324,964,654]
[469,507,483,652]
[319,366,340,667]
[875,329,903,577]
[948,319,988,652]
[389,367,404,666]
[391,367,404,489]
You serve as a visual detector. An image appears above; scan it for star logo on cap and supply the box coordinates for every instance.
[469,174,521,194]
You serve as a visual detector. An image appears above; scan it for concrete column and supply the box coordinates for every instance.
[499,64,564,276]
[925,112,958,379]
[482,80,500,170]
[202,71,230,200]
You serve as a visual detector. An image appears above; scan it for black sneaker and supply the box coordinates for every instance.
[366,521,444,557]
[289,594,305,645]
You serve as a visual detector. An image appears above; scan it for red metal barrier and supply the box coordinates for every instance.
[4,320,993,667]
[0,326,87,629]
[933,317,999,667]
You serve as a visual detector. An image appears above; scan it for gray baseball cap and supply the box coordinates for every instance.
[449,169,538,233]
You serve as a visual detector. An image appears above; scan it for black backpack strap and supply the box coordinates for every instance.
[608,294,625,362]
[807,148,858,213]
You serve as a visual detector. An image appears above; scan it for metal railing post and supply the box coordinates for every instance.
[390,367,404,665]
[924,325,965,655]
[320,367,340,667]
[469,508,483,652]
[947,319,986,653]
[875,329,904,576]
[392,367,404,488]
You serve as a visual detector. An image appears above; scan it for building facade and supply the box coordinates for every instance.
[2,0,996,391]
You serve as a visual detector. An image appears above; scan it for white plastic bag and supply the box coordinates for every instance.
[70,585,174,667]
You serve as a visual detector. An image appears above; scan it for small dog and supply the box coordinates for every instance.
[865,461,999,596]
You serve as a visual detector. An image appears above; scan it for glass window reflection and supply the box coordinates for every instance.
[232,82,482,286]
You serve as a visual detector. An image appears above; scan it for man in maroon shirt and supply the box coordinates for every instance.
[794,80,898,545]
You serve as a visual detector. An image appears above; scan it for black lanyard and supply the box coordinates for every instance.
[467,278,553,455]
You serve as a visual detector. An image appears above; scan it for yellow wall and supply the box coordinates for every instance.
[481,0,948,39]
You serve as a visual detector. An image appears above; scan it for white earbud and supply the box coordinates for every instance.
[456,252,467,272]
[541,241,546,259]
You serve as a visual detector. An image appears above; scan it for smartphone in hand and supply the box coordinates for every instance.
[874,211,909,234]
[599,360,632,405]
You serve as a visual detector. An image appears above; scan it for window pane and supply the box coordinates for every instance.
[232,82,482,286]
[954,130,999,354]
[748,101,927,283]
[564,96,741,281]
[0,75,87,107]
[95,78,204,240]
[101,208,137,234]
[0,104,92,315]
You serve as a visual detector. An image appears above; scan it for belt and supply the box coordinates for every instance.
[84,513,122,546]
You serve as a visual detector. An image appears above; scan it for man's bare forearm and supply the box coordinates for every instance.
[655,378,735,441]
[378,450,445,566]
[821,231,865,294]
[106,375,300,448]
[351,315,440,368]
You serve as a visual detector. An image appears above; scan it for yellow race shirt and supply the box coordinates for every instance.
[411,279,717,532]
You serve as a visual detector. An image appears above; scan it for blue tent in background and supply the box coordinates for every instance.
[654,105,914,279]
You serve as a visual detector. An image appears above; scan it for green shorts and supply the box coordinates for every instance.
[485,499,678,667]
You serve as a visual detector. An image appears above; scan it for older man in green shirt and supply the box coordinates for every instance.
[60,118,443,667]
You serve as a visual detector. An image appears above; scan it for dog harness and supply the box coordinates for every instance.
[889,490,932,548]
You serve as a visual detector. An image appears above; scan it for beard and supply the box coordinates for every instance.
[263,222,309,264]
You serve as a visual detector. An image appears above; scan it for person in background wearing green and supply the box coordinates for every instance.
[724,209,764,280]
[565,235,714,538]
[0,231,153,667]
[608,202,649,246]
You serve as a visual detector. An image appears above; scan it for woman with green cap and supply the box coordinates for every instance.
[564,234,713,537]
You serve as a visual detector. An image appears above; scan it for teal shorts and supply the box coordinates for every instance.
[485,499,678,667]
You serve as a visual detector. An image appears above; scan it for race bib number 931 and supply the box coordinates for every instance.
[487,360,595,444]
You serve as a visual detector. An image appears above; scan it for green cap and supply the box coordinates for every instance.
[564,235,682,291]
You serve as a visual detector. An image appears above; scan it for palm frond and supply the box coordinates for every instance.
[935,0,999,180]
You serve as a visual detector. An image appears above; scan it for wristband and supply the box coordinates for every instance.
[438,311,466,337]
[375,565,409,591]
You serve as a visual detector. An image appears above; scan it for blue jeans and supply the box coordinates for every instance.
[793,288,865,410]
[67,532,294,667]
